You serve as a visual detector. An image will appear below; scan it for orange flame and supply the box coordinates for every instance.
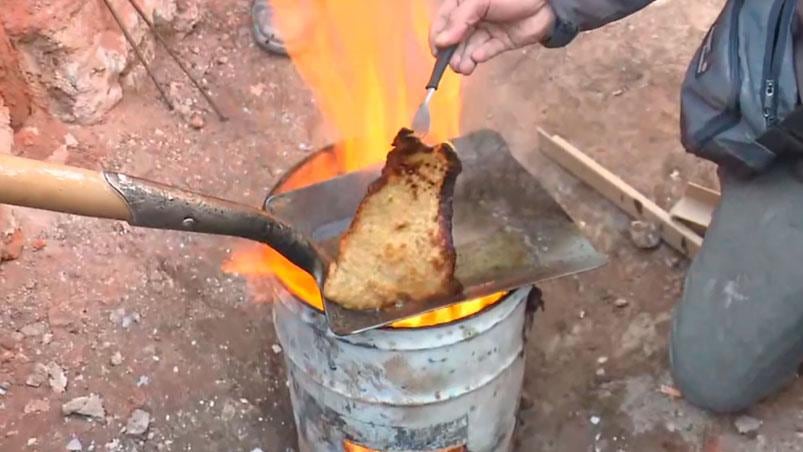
[223,0,502,327]
[344,440,466,452]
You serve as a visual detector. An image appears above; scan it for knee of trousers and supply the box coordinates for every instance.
[668,302,798,414]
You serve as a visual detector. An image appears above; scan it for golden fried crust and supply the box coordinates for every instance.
[322,128,463,310]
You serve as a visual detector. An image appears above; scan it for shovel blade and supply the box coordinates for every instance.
[266,129,607,335]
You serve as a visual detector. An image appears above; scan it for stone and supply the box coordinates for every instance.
[121,312,140,329]
[109,309,126,326]
[62,394,105,419]
[126,409,151,436]
[734,415,762,437]
[0,333,17,350]
[64,133,78,148]
[66,438,83,451]
[249,83,266,97]
[47,362,68,393]
[614,298,630,308]
[110,352,123,366]
[628,220,661,249]
[23,398,50,414]
[221,400,237,421]
[1,228,24,261]
[20,322,47,337]
[189,113,205,130]
[26,362,48,387]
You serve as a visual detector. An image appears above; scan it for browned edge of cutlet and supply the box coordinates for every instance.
[327,127,464,305]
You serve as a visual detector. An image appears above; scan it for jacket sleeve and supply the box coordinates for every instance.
[544,0,657,47]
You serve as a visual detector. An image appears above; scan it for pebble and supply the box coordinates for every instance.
[24,399,50,414]
[613,298,629,308]
[26,363,49,387]
[125,409,151,436]
[0,334,16,350]
[628,220,661,249]
[590,415,601,425]
[189,114,205,130]
[597,356,609,365]
[734,415,762,436]
[271,344,282,354]
[109,309,125,325]
[110,352,123,366]
[64,133,79,148]
[20,322,47,337]
[47,362,68,393]
[66,438,83,451]
[249,84,266,97]
[62,394,106,419]
[42,333,53,345]
[27,438,37,446]
[121,312,141,329]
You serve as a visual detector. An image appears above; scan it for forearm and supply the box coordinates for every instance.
[545,0,657,47]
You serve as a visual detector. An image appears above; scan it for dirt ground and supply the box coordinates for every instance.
[3,0,803,451]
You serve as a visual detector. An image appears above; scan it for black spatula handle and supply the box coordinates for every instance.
[426,45,458,90]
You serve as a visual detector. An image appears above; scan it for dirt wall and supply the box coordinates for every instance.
[0,0,201,125]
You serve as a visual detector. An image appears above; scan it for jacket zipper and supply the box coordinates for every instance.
[763,0,796,126]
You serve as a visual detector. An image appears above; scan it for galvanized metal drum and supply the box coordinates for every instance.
[273,287,537,452]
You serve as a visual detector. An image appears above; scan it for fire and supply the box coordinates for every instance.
[223,0,502,327]
[344,440,466,452]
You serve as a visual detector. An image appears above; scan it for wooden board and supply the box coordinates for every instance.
[669,182,720,235]
[537,128,703,258]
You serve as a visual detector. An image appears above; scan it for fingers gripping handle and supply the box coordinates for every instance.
[426,44,458,90]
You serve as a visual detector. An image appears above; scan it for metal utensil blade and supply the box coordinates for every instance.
[411,88,434,135]
[266,129,607,335]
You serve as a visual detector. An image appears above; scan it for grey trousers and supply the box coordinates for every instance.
[670,159,803,413]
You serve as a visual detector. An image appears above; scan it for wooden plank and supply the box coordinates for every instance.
[537,128,703,258]
[669,182,720,234]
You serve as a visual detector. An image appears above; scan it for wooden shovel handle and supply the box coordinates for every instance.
[0,153,130,220]
[0,153,324,279]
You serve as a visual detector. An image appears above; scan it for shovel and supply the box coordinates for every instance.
[0,153,327,289]
[0,131,607,336]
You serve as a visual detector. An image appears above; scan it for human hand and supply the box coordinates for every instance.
[429,0,556,75]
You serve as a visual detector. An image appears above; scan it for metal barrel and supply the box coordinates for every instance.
[274,287,533,452]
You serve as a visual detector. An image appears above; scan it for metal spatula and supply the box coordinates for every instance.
[411,45,458,135]
[266,129,607,335]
